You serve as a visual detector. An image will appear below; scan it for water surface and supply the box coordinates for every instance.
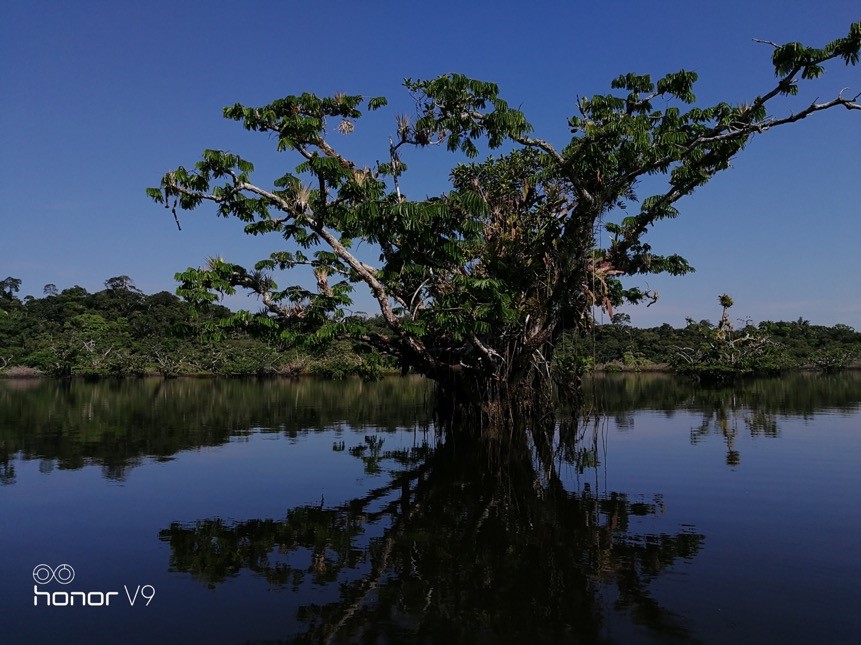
[1,373,859,642]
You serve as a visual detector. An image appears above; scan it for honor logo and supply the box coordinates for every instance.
[33,564,75,585]
[32,564,155,607]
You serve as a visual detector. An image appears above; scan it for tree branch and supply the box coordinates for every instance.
[466,109,565,163]
[310,223,436,367]
[752,38,780,49]
[617,45,852,188]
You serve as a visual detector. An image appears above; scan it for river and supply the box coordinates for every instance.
[1,373,859,642]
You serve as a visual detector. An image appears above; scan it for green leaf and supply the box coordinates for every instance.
[367,96,388,110]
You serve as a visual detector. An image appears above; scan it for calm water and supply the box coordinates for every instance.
[1,374,859,643]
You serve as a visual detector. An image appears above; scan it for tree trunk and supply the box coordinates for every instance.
[431,360,575,438]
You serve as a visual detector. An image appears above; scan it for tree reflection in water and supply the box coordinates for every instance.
[160,416,704,643]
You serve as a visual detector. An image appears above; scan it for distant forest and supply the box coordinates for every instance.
[1,276,859,380]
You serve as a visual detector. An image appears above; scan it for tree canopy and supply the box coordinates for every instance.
[150,23,860,423]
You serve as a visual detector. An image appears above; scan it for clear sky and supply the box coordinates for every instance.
[2,0,859,328]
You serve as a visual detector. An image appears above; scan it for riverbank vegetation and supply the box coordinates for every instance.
[571,295,860,379]
[0,275,396,379]
[2,276,857,380]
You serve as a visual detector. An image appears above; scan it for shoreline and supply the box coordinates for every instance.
[4,363,860,380]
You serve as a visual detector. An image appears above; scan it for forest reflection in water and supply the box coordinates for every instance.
[3,371,858,482]
[2,372,860,642]
[0,376,433,484]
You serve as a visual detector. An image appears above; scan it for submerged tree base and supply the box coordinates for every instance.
[432,370,585,440]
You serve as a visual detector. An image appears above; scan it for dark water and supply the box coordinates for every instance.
[1,374,859,643]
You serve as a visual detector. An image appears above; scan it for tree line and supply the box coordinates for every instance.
[572,311,860,377]
[1,276,857,380]
[0,275,393,379]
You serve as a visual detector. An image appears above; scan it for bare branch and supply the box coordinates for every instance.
[755,90,861,127]
[471,335,505,366]
[752,38,780,49]
[512,134,565,163]
[316,137,355,170]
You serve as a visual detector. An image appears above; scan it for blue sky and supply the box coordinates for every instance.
[2,0,859,328]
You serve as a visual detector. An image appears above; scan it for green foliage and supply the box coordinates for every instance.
[0,277,392,379]
[669,297,829,380]
[551,332,595,385]
[809,346,860,372]
[574,317,860,377]
[309,340,393,381]
[621,351,653,371]
[1,277,22,300]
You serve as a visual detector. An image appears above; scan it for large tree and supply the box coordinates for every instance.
[150,24,860,425]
